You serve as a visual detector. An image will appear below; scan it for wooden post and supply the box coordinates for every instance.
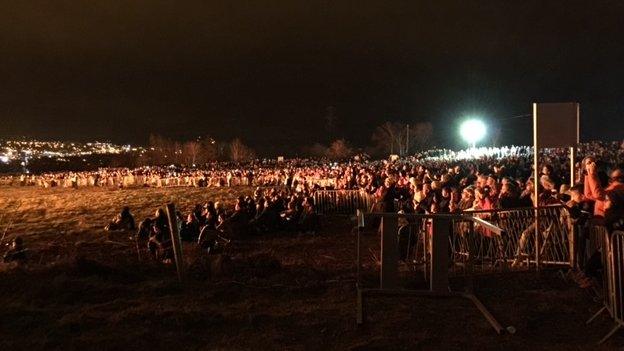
[430,217,450,293]
[380,216,398,289]
[166,203,185,282]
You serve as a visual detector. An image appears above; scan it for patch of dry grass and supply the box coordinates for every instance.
[0,186,619,350]
[0,186,249,264]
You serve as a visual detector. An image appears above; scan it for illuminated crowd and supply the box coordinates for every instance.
[86,141,624,284]
[4,143,624,211]
[5,141,624,291]
[3,142,624,219]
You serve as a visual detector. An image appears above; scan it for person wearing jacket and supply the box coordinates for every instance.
[584,161,624,218]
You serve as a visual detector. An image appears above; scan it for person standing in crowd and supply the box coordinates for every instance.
[585,161,624,218]
[576,189,624,288]
[376,177,398,213]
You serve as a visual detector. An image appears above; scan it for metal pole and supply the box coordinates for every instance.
[533,103,540,271]
[570,146,576,186]
[166,203,185,282]
[380,216,399,289]
[569,145,577,268]
[406,124,410,156]
[356,210,364,289]
[430,217,450,293]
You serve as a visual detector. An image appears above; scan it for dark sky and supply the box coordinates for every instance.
[1,1,624,153]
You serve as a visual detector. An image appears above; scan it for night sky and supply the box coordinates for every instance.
[1,1,624,153]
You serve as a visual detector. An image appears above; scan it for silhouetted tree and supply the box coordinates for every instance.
[409,122,434,152]
[327,139,353,160]
[371,121,434,156]
[230,138,256,162]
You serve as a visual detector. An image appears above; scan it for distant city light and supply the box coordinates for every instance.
[0,139,146,163]
[460,119,487,148]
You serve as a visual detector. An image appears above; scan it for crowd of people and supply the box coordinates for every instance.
[103,187,321,262]
[3,143,622,200]
[5,142,624,286]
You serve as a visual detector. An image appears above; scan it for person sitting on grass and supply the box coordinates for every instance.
[203,201,219,230]
[280,199,301,231]
[299,196,320,234]
[136,217,153,240]
[105,206,136,231]
[180,213,201,242]
[3,236,27,264]
[217,201,250,238]
[192,204,205,226]
[148,209,173,262]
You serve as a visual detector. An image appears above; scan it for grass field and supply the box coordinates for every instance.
[0,186,622,350]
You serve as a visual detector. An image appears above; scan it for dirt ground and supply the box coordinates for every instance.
[0,186,622,350]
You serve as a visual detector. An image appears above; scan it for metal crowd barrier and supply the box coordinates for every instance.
[313,189,375,215]
[355,211,508,334]
[313,193,571,268]
[397,206,572,273]
[467,206,572,267]
[587,227,624,344]
[355,208,574,333]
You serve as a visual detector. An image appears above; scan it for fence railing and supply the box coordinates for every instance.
[468,206,571,267]
[381,205,572,274]
[355,211,507,333]
[587,227,624,344]
[313,189,375,215]
[355,208,574,334]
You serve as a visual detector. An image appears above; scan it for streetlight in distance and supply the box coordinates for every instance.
[460,119,487,149]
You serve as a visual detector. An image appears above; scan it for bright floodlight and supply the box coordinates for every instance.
[460,119,487,147]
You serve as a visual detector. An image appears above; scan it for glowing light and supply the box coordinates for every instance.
[460,119,487,147]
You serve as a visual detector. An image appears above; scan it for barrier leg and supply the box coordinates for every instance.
[431,218,450,293]
[599,322,623,345]
[166,203,185,282]
[356,224,362,288]
[587,306,607,324]
[463,293,504,334]
[357,288,364,325]
[380,216,399,289]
